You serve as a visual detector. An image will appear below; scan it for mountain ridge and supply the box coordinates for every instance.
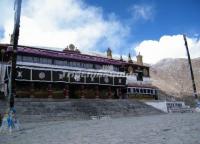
[150,58,200,98]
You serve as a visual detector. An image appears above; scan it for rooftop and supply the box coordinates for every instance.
[0,43,149,67]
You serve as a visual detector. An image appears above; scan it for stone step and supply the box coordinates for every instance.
[1,99,163,122]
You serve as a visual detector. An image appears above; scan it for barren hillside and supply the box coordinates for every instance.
[150,58,200,97]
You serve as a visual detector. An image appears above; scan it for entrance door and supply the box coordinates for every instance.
[137,72,143,81]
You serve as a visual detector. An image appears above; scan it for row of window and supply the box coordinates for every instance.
[18,56,52,64]
[166,103,183,108]
[127,87,157,95]
[54,59,94,69]
[17,55,119,71]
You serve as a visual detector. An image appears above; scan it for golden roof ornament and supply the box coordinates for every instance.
[69,44,75,51]
[63,44,80,53]
[107,47,112,59]
[120,55,123,61]
[136,52,143,65]
[128,53,133,63]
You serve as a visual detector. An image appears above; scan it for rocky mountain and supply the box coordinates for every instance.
[150,58,200,98]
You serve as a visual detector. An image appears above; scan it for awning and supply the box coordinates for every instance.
[6,65,126,86]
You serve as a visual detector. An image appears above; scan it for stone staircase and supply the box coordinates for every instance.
[0,99,163,122]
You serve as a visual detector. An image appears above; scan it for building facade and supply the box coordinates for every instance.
[0,44,157,99]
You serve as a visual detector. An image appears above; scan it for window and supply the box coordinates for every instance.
[154,90,157,95]
[23,56,33,62]
[54,60,64,65]
[133,88,136,93]
[85,64,89,68]
[69,61,73,66]
[136,88,139,93]
[47,58,52,64]
[17,55,23,62]
[71,62,75,67]
[33,57,40,63]
[76,62,80,67]
[80,63,84,68]
[64,61,69,66]
[128,88,131,93]
[95,64,102,69]
[40,58,52,64]
[51,59,101,69]
[103,65,114,70]
[137,72,143,81]
[152,90,155,95]
[114,66,119,72]
[144,89,146,94]
[88,63,93,69]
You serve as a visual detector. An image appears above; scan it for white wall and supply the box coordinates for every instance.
[0,63,6,92]
[126,75,152,85]
[145,101,168,112]
[145,101,186,113]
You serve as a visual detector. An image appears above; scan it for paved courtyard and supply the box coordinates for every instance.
[1,113,200,144]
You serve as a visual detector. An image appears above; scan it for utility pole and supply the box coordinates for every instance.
[10,0,22,108]
[183,34,198,99]
[0,0,22,133]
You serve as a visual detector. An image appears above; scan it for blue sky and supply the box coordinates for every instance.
[0,29,4,38]
[86,0,200,40]
[0,0,200,63]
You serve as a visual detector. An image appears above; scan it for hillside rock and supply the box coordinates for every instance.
[151,58,200,98]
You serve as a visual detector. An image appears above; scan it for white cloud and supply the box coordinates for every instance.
[0,0,13,28]
[130,4,154,21]
[0,0,129,53]
[1,1,199,64]
[134,35,200,64]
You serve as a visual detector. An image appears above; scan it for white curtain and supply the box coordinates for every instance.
[0,63,6,92]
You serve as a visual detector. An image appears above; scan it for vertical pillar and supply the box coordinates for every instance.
[81,85,85,99]
[84,86,88,99]
[108,87,112,99]
[63,85,69,99]
[118,88,122,99]
[48,84,52,99]
[30,83,34,98]
[95,85,99,99]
